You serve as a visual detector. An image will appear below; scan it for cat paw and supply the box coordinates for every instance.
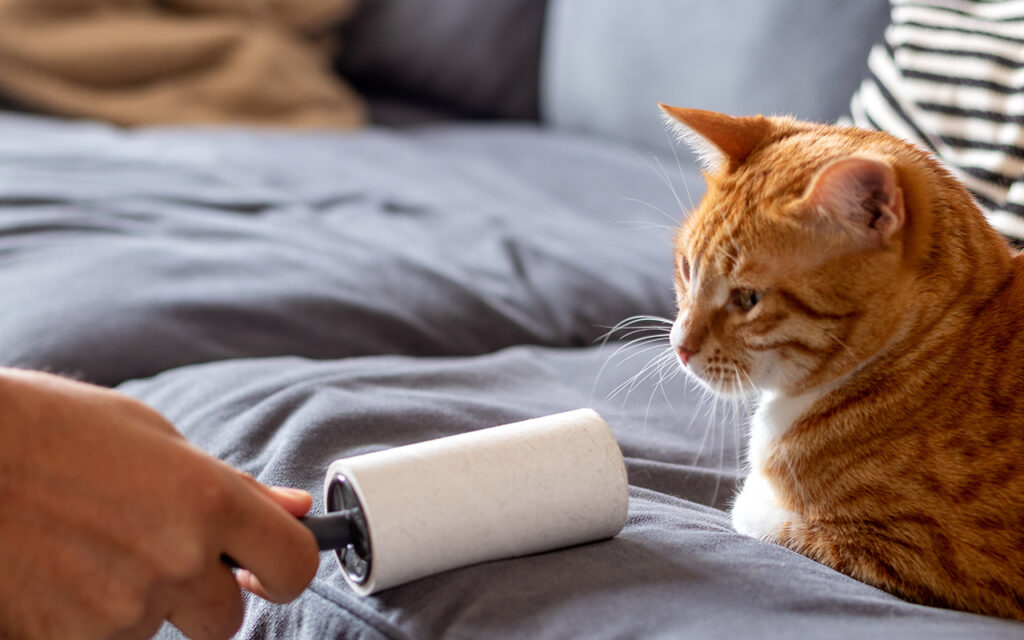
[731,471,798,542]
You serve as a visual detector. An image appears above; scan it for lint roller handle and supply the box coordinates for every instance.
[301,509,366,551]
[221,509,366,569]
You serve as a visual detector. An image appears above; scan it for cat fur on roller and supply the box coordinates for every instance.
[660,104,1024,620]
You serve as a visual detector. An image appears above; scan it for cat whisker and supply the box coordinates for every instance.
[715,244,741,265]
[662,126,697,212]
[689,377,720,469]
[644,351,682,423]
[617,197,685,230]
[629,143,692,220]
[626,350,682,434]
[608,354,678,418]
[599,346,669,398]
[654,357,683,421]
[780,452,812,513]
[595,314,674,345]
[711,389,730,509]
[651,153,690,217]
[717,364,747,507]
[611,344,671,372]
[608,328,672,345]
[591,314,676,405]
[615,220,681,235]
[822,329,856,357]
[621,349,679,399]
[608,314,675,327]
[602,333,672,352]
[603,346,675,404]
[732,366,757,476]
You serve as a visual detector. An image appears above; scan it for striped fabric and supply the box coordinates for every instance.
[848,0,1024,240]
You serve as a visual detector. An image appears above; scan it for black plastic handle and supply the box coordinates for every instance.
[222,510,359,569]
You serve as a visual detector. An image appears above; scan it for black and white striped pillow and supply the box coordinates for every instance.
[849,0,1024,240]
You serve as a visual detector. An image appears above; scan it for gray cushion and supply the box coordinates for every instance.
[541,0,891,152]
[337,0,547,121]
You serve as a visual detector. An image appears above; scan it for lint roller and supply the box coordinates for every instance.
[311,408,629,595]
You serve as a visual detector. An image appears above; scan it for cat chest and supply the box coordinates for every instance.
[748,390,822,471]
[748,390,830,512]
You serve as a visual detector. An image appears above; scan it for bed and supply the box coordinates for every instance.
[2,0,1022,638]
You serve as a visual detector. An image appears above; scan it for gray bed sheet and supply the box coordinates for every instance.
[0,111,1019,638]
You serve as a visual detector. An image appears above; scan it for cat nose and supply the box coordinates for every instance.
[676,345,698,366]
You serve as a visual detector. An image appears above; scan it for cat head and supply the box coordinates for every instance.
[660,105,981,397]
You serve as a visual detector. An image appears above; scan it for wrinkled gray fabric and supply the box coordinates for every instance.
[122,349,1021,640]
[0,114,684,385]
[2,111,1020,637]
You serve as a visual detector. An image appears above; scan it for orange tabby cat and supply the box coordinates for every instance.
[660,105,1024,620]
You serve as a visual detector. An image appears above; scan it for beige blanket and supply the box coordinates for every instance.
[0,0,365,128]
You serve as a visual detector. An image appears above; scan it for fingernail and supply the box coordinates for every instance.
[235,569,258,593]
[273,486,311,499]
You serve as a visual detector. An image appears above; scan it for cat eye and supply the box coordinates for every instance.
[732,289,762,312]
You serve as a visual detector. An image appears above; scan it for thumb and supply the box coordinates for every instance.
[235,487,319,602]
[264,486,314,517]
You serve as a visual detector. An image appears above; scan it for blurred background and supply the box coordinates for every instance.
[0,0,891,154]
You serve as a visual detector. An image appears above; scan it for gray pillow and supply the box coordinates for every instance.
[542,0,890,152]
[337,0,546,121]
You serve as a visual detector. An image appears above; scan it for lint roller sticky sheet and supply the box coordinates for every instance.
[315,408,629,595]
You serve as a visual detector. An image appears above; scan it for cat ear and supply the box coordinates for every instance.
[658,104,772,173]
[803,156,905,248]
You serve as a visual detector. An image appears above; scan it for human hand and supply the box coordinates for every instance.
[0,369,320,640]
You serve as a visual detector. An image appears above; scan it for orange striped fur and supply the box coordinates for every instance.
[662,105,1024,620]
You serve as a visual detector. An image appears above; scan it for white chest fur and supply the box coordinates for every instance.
[746,389,822,471]
[732,389,822,540]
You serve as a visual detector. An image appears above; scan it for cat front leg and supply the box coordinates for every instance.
[731,469,801,542]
